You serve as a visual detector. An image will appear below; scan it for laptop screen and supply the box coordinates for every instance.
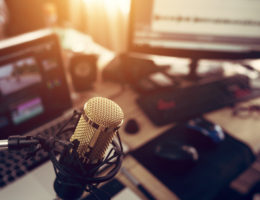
[0,29,72,139]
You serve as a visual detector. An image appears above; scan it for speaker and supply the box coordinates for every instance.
[69,53,97,91]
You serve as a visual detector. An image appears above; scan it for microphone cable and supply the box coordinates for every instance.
[30,109,124,197]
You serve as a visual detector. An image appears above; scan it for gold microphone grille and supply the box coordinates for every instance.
[85,97,124,127]
[70,97,124,163]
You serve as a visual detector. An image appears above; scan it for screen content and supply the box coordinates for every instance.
[0,57,42,96]
[131,0,260,53]
[0,33,72,138]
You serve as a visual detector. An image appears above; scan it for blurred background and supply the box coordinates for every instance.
[0,0,130,52]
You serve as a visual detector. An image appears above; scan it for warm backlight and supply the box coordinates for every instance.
[83,0,131,14]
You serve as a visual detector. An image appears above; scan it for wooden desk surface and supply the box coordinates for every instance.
[73,81,179,199]
[61,37,260,199]
[72,78,260,200]
[205,98,260,153]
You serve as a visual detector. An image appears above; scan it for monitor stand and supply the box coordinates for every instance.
[187,58,200,81]
[186,58,224,82]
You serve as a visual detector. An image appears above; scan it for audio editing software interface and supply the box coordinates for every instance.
[0,33,72,139]
[131,0,260,53]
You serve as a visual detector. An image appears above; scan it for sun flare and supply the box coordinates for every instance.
[83,0,131,14]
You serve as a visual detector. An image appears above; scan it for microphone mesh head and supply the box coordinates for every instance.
[70,97,124,163]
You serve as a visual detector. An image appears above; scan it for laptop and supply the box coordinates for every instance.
[0,29,73,199]
[0,29,136,200]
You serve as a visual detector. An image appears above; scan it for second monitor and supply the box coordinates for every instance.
[128,0,260,79]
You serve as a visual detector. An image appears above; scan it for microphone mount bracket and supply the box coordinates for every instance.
[31,109,124,198]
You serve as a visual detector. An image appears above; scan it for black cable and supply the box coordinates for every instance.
[47,110,123,184]
[23,109,124,198]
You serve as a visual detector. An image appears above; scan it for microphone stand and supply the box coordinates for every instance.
[0,110,124,200]
[0,139,8,148]
[51,133,124,200]
[39,110,124,200]
[0,136,39,150]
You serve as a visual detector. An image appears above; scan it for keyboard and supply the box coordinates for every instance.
[137,74,260,126]
[0,114,73,188]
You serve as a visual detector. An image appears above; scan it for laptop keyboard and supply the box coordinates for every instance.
[0,114,73,188]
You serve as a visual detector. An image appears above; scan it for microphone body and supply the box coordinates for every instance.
[54,97,124,200]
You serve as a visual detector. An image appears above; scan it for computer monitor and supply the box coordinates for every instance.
[128,0,260,78]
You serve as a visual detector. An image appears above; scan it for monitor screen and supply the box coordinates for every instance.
[128,0,260,59]
[0,30,72,139]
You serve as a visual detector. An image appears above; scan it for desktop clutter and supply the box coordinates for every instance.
[102,55,260,199]
[0,28,259,200]
[1,0,260,198]
[66,51,260,199]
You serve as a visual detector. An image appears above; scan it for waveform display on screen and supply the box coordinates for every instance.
[11,97,44,125]
[42,58,58,71]
[154,15,260,27]
[0,57,42,96]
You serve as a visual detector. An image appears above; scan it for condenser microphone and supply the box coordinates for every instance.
[53,97,124,200]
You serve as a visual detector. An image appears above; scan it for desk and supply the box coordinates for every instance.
[61,29,260,199]
[71,81,179,199]
[70,79,260,200]
[205,98,260,153]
